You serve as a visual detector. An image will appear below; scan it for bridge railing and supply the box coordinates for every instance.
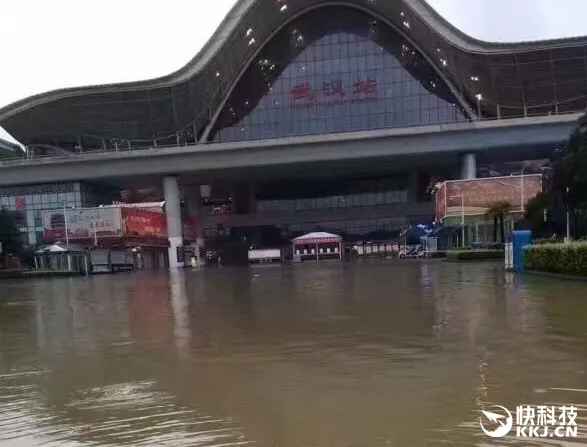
[0,111,582,167]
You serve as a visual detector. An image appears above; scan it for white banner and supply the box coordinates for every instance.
[43,207,123,241]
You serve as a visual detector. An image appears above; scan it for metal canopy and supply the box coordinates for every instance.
[1,0,586,147]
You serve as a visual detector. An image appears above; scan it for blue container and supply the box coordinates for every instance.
[512,230,532,271]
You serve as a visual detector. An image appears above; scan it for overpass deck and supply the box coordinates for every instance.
[0,113,580,187]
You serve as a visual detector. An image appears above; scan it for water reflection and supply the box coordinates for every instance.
[0,262,586,446]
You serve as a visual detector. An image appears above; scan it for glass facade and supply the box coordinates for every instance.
[287,217,408,240]
[202,174,423,243]
[211,7,468,142]
[0,182,116,247]
[257,190,407,213]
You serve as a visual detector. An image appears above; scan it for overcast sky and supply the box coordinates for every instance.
[1,0,586,144]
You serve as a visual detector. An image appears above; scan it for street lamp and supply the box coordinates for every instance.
[475,93,483,118]
[62,203,75,247]
[520,165,528,214]
[450,194,465,247]
[565,186,571,243]
[62,203,76,272]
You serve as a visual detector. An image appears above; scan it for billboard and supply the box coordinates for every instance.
[435,174,542,222]
[122,208,167,238]
[43,207,123,243]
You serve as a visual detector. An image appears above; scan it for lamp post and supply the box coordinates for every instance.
[520,165,527,214]
[62,203,71,247]
[565,186,571,243]
[450,194,465,247]
[62,203,76,271]
[475,93,482,118]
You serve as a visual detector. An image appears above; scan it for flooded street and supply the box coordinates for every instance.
[1,260,587,446]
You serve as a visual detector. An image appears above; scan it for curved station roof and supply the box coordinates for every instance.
[1,0,587,149]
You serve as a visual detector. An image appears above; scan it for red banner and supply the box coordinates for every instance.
[122,208,167,239]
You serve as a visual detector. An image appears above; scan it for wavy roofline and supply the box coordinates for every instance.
[1,0,586,122]
[200,1,478,141]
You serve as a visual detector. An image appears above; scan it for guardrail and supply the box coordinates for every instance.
[0,112,581,167]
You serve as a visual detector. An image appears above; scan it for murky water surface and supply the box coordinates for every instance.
[1,261,587,446]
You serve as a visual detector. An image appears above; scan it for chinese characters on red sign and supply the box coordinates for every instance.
[322,79,345,98]
[122,208,167,239]
[353,77,377,95]
[290,82,314,100]
[289,77,377,106]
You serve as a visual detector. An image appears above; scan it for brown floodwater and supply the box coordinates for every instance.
[1,260,587,446]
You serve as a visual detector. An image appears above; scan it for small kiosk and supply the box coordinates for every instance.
[292,232,343,261]
[34,243,88,274]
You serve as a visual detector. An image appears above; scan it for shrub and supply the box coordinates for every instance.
[485,243,505,250]
[533,237,565,245]
[524,242,587,276]
[446,249,504,261]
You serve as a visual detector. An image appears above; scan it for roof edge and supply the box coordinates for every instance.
[408,0,587,51]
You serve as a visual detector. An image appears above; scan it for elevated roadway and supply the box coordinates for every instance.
[0,114,580,187]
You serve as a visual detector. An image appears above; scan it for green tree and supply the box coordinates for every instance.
[532,114,587,237]
[486,200,513,243]
[0,208,23,259]
[521,192,553,237]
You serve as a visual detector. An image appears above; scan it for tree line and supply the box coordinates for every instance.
[0,209,30,268]
[522,114,587,239]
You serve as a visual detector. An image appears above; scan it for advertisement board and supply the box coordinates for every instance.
[43,207,123,243]
[122,208,167,238]
[435,175,542,222]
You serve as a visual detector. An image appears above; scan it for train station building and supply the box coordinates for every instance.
[1,0,586,266]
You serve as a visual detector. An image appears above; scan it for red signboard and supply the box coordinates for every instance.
[435,175,542,222]
[122,208,167,239]
[289,77,378,106]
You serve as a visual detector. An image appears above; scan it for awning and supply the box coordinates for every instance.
[35,242,85,254]
[292,231,342,244]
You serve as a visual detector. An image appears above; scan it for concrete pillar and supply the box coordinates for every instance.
[169,269,191,359]
[461,153,477,179]
[163,176,184,268]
